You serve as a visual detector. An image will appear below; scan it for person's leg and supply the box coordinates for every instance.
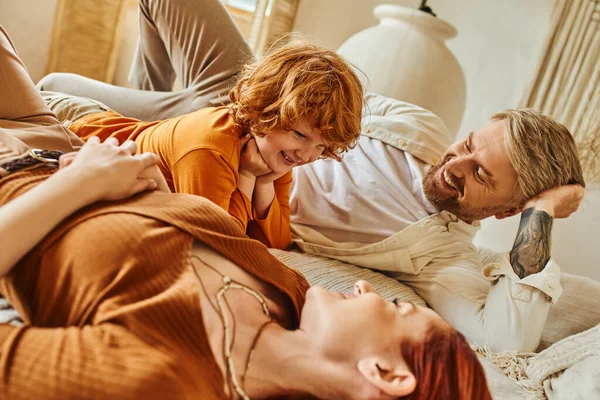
[37,72,198,121]
[41,91,111,127]
[131,0,252,100]
[0,25,57,124]
[37,0,253,121]
[128,0,176,92]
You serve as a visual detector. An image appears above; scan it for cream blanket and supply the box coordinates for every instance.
[528,323,600,399]
[475,323,600,399]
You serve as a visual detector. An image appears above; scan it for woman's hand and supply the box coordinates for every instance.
[239,134,271,178]
[0,137,163,277]
[59,136,163,202]
[1,137,164,277]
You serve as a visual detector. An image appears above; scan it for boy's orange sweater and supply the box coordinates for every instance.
[70,106,292,249]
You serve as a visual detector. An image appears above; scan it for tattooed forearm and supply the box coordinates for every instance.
[509,208,553,279]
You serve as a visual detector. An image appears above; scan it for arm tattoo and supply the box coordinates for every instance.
[509,208,553,279]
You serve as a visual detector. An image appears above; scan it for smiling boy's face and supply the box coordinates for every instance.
[253,119,326,175]
[422,119,521,223]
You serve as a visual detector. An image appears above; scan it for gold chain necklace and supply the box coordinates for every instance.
[192,255,274,400]
[216,276,271,400]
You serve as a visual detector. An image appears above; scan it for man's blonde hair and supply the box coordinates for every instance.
[492,109,585,202]
[228,38,364,161]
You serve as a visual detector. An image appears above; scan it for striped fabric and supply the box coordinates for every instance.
[0,169,309,400]
[270,248,427,306]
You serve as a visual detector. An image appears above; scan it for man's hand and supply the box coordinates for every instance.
[239,134,271,178]
[524,184,585,218]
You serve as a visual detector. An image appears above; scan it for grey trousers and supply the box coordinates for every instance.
[37,0,253,122]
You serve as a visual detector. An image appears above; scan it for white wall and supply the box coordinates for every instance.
[0,0,58,82]
[294,0,414,52]
[0,0,135,86]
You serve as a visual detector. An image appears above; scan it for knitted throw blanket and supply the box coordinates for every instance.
[472,324,600,399]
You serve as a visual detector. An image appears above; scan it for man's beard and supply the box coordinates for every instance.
[422,156,503,222]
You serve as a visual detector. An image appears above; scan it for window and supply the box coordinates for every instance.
[223,0,299,55]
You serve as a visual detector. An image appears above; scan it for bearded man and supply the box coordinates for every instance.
[290,93,585,352]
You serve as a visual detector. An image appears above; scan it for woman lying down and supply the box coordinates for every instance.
[0,27,490,400]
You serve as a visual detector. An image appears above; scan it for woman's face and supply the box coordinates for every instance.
[299,280,447,361]
[253,119,326,175]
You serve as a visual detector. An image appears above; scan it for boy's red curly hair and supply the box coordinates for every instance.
[228,37,364,161]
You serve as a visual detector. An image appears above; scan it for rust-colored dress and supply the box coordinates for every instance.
[0,168,309,400]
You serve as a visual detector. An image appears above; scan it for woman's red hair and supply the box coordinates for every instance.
[400,326,492,400]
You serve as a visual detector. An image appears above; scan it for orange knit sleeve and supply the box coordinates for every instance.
[171,149,252,230]
[0,323,182,400]
[247,171,292,249]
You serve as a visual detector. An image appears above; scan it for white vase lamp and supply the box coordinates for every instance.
[337,4,466,135]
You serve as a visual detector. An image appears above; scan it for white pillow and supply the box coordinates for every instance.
[270,248,427,307]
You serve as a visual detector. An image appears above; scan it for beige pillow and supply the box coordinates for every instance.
[270,248,427,307]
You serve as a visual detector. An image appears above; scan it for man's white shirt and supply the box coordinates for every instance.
[291,136,436,244]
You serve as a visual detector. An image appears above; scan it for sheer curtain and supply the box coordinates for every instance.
[45,0,129,83]
[521,0,600,182]
[224,0,301,55]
